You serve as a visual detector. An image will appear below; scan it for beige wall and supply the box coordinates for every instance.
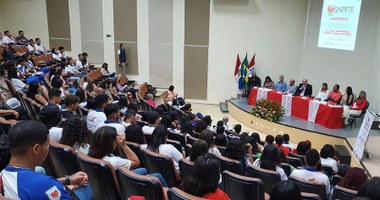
[370,5,380,114]
[0,0,50,49]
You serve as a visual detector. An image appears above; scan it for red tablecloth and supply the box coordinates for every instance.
[315,104,343,129]
[267,91,283,105]
[248,88,259,106]
[291,96,313,121]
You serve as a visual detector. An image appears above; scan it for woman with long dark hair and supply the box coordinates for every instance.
[224,138,254,171]
[270,180,302,200]
[27,82,48,106]
[180,154,230,199]
[60,116,92,154]
[263,76,275,89]
[144,124,183,171]
[189,139,209,162]
[341,86,354,106]
[88,126,168,186]
[253,144,288,181]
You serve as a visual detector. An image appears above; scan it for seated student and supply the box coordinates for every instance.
[1,120,93,200]
[292,141,308,156]
[87,94,110,133]
[215,126,227,147]
[17,58,31,77]
[122,109,137,127]
[336,167,367,191]
[290,149,330,196]
[118,96,129,114]
[327,84,342,105]
[125,124,146,144]
[47,88,62,107]
[96,103,125,134]
[203,115,213,131]
[224,138,254,171]
[282,134,293,149]
[222,116,229,130]
[180,154,230,200]
[26,82,49,106]
[40,105,63,142]
[61,94,80,119]
[270,180,302,200]
[165,85,178,103]
[253,144,288,181]
[7,67,28,92]
[320,144,338,174]
[193,120,207,135]
[141,124,184,171]
[275,135,291,156]
[100,63,115,78]
[51,48,61,62]
[59,116,92,155]
[242,135,263,158]
[88,126,167,187]
[145,93,156,108]
[142,111,160,135]
[27,39,36,54]
[355,177,380,200]
[315,83,329,101]
[188,139,209,162]
[199,129,221,156]
[265,135,275,146]
[15,30,28,45]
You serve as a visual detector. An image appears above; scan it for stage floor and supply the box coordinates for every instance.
[230,98,380,177]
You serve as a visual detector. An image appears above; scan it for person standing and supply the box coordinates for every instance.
[118,43,127,74]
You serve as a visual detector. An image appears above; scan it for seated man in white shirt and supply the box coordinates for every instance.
[34,38,45,55]
[122,109,137,127]
[142,111,160,135]
[87,94,112,133]
[27,39,36,54]
[290,149,331,196]
[319,144,338,174]
[2,30,16,45]
[7,67,28,92]
[96,103,125,134]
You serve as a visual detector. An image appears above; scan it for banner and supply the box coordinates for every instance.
[352,110,375,162]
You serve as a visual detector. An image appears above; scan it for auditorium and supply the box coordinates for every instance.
[0,0,380,199]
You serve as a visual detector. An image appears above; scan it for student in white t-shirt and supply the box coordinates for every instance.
[252,144,288,181]
[141,124,183,172]
[142,111,160,135]
[96,103,125,134]
[59,116,92,155]
[87,94,111,133]
[39,105,63,142]
[290,149,331,196]
[320,144,338,174]
[7,67,28,92]
[88,126,168,187]
[198,129,221,156]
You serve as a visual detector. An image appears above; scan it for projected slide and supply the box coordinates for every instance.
[318,0,362,51]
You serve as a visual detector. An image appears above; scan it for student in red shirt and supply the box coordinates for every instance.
[275,135,291,156]
[180,154,230,200]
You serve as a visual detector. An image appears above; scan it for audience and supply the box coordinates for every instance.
[86,93,110,133]
[39,105,63,142]
[142,111,160,135]
[61,94,79,119]
[199,129,221,156]
[320,144,338,173]
[275,134,291,156]
[253,144,288,181]
[95,103,125,134]
[189,139,209,162]
[224,138,253,171]
[125,124,146,144]
[355,177,380,200]
[337,167,367,191]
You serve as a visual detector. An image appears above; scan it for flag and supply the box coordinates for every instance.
[248,53,256,75]
[241,53,249,90]
[233,54,241,76]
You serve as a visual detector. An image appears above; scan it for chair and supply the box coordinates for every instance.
[289,152,306,164]
[222,170,265,200]
[167,187,207,200]
[186,135,198,145]
[290,177,326,200]
[168,131,186,147]
[116,141,145,168]
[332,175,343,186]
[216,145,226,155]
[301,192,323,200]
[142,149,181,187]
[184,144,192,158]
[350,102,370,129]
[281,163,291,176]
[117,167,165,200]
[216,155,243,175]
[48,141,81,178]
[179,159,194,179]
[246,165,281,194]
[287,156,304,168]
[331,185,357,200]
[76,152,121,200]
[166,139,183,153]
[321,165,333,177]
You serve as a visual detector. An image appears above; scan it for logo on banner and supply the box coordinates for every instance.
[328,5,335,16]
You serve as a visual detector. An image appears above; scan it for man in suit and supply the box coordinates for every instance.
[294,79,312,97]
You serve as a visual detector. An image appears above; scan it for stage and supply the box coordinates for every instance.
[228,98,380,176]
